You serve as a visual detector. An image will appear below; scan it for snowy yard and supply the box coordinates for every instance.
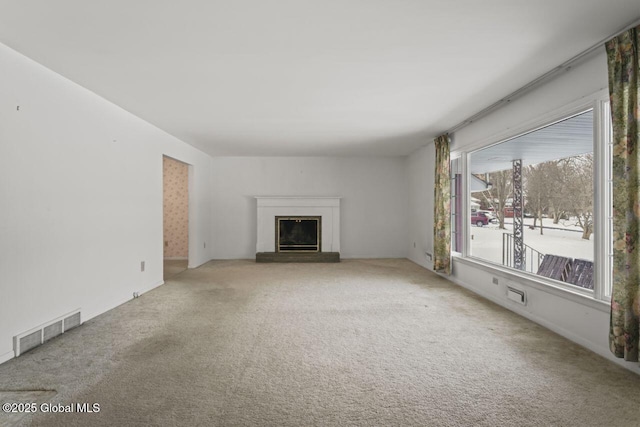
[469,217,593,271]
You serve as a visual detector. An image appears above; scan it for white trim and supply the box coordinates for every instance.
[454,88,612,305]
[451,89,608,154]
[187,162,195,268]
[450,157,463,255]
[461,154,470,258]
[255,196,341,253]
[82,279,165,324]
[593,97,613,301]
[0,350,14,365]
[443,268,639,375]
[454,256,608,312]
[255,196,342,207]
[162,154,195,271]
[138,279,165,296]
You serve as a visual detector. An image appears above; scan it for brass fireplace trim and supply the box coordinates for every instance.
[275,216,321,253]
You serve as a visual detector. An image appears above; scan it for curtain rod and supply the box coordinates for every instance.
[445,17,640,135]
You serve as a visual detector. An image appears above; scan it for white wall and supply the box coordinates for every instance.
[407,144,435,269]
[0,43,212,364]
[407,49,638,372]
[210,157,409,259]
[451,51,609,152]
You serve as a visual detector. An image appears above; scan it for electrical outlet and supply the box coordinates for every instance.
[492,277,499,285]
[140,261,145,272]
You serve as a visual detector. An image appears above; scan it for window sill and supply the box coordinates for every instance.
[452,255,610,313]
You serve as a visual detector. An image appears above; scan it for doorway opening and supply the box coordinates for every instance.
[163,155,190,279]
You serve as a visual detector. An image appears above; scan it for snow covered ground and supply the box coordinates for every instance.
[469,217,594,273]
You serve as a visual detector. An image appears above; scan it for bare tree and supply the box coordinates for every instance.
[547,159,574,224]
[524,163,553,235]
[480,170,512,230]
[524,154,594,240]
[564,154,594,240]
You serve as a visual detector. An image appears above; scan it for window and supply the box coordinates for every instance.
[599,100,614,299]
[450,156,462,253]
[458,100,612,300]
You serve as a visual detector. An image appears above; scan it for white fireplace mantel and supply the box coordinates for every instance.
[255,196,341,253]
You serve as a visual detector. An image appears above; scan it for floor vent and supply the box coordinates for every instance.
[13,309,81,357]
[43,321,62,342]
[18,331,42,355]
[64,312,81,331]
[507,287,526,305]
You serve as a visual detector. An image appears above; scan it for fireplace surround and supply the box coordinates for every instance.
[255,197,340,262]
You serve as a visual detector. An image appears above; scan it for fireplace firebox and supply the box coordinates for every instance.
[276,216,321,252]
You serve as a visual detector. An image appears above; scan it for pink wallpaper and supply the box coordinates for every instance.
[163,156,189,258]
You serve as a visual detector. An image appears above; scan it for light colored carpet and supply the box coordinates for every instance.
[1,259,639,426]
[163,259,188,279]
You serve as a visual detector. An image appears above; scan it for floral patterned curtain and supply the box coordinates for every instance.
[433,134,451,275]
[607,25,640,362]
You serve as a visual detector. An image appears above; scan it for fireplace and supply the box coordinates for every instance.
[276,216,321,252]
[255,196,340,262]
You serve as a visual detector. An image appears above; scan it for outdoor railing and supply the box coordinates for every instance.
[502,233,545,274]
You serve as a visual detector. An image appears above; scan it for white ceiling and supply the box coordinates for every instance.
[0,1,638,157]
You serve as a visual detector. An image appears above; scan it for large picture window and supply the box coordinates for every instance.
[462,103,612,298]
[450,156,462,254]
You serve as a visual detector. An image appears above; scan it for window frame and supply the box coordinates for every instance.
[450,155,464,255]
[451,89,612,302]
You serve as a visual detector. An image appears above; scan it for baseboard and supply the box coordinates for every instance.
[407,255,434,271]
[188,259,212,269]
[138,279,164,295]
[83,280,165,324]
[444,273,640,375]
[0,350,14,365]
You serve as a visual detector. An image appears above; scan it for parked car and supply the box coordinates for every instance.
[471,211,490,226]
[478,210,497,222]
